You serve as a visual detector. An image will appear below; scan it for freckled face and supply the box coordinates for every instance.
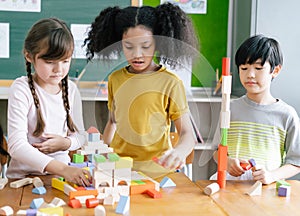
[122,25,156,74]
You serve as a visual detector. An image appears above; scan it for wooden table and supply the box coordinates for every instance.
[0,173,225,216]
[196,180,300,216]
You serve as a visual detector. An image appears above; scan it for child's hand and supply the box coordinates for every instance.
[63,166,92,186]
[227,158,245,177]
[252,167,275,184]
[32,134,70,154]
[157,149,186,170]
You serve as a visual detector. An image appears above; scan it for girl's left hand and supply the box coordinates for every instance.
[32,134,70,154]
[157,149,186,170]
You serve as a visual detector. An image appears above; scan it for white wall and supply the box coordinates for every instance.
[255,0,300,114]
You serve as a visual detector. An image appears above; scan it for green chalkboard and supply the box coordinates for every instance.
[143,0,229,87]
[0,0,131,80]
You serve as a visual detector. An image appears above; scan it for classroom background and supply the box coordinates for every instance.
[1,0,300,181]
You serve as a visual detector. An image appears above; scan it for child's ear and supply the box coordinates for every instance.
[272,65,282,78]
[24,51,33,63]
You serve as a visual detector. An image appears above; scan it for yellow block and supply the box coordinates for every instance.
[51,178,66,192]
[115,157,133,169]
[39,206,63,216]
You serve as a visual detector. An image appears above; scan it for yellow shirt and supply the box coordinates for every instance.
[108,65,189,178]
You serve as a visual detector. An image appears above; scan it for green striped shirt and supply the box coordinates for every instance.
[214,95,300,171]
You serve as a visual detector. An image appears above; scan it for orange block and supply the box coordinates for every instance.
[69,189,98,200]
[240,162,251,170]
[145,189,162,199]
[68,199,82,208]
[86,198,99,208]
[218,145,228,171]
[217,170,226,189]
[130,180,155,195]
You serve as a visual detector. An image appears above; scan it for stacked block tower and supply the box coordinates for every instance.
[217,57,232,188]
[76,127,133,200]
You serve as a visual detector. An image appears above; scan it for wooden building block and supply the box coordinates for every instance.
[276,180,291,190]
[94,205,106,216]
[115,157,133,169]
[10,177,33,188]
[221,75,232,94]
[0,178,8,190]
[278,185,291,197]
[204,182,220,195]
[32,177,44,188]
[64,183,76,196]
[51,178,66,192]
[0,206,14,215]
[72,154,84,163]
[68,199,82,208]
[32,186,47,195]
[30,198,45,209]
[245,181,262,196]
[130,180,155,195]
[107,152,120,162]
[145,189,162,198]
[115,195,130,215]
[86,198,99,208]
[159,177,176,188]
[38,207,63,216]
[50,197,66,207]
[220,111,230,129]
[69,189,98,200]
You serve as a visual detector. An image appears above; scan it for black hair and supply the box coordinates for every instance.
[84,2,199,68]
[235,35,283,72]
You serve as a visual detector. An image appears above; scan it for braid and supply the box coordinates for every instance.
[61,75,78,132]
[26,60,45,137]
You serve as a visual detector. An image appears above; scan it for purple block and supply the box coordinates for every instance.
[278,185,291,197]
[249,158,256,167]
[68,162,87,168]
[26,208,37,216]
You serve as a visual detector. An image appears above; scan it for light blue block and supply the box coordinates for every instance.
[116,195,130,214]
[160,176,176,188]
[32,186,47,195]
[30,198,44,209]
[88,133,100,142]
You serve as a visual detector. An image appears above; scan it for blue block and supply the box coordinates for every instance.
[160,177,176,188]
[30,198,44,209]
[116,195,130,214]
[88,133,100,142]
[32,186,46,195]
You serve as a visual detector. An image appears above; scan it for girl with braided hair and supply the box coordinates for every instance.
[84,2,199,178]
[7,18,92,185]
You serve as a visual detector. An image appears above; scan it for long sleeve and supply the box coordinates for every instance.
[67,81,86,150]
[6,77,85,178]
[7,77,53,177]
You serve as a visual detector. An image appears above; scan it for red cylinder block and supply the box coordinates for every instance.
[222,57,230,76]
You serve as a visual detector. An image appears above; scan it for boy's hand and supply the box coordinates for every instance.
[155,149,186,170]
[227,158,245,177]
[252,167,275,185]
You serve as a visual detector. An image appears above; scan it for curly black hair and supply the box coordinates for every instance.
[84,2,199,68]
